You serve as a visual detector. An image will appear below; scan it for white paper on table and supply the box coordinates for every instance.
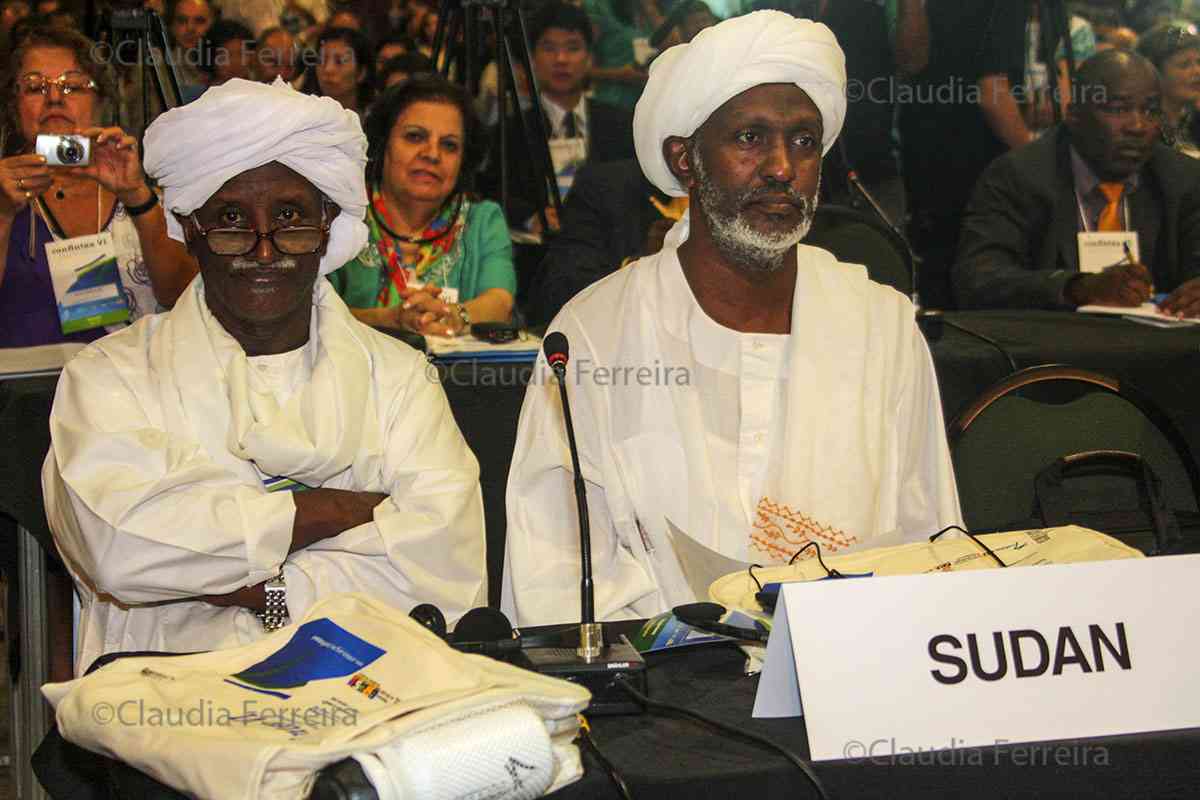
[1076,303,1199,326]
[665,517,752,602]
[0,342,85,379]
[425,332,541,357]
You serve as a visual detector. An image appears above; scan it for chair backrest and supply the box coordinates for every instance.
[948,365,1200,535]
[440,363,529,608]
[806,204,913,296]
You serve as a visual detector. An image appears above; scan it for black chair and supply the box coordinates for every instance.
[806,203,914,297]
[1,375,75,800]
[947,364,1200,554]
[439,361,530,607]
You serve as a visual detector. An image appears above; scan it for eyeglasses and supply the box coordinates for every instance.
[928,525,1007,568]
[18,71,97,97]
[188,209,330,256]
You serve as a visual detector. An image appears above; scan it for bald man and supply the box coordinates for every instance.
[954,50,1200,316]
[503,12,961,626]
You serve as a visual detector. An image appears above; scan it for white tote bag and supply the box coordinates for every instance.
[709,526,1144,613]
[43,593,591,800]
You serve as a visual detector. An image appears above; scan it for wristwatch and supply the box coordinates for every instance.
[257,570,290,632]
[456,303,472,328]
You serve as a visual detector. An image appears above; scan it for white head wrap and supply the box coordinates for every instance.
[633,10,847,198]
[143,78,368,276]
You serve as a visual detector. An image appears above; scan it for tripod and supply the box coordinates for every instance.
[430,0,562,232]
[1036,0,1078,126]
[90,3,184,141]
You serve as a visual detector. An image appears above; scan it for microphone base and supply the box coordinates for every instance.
[520,635,647,715]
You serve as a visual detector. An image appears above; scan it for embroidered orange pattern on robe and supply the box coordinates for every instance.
[750,497,859,564]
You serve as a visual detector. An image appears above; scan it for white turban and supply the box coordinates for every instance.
[633,10,847,197]
[143,78,368,276]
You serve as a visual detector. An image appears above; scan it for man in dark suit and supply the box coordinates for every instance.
[529,159,674,325]
[481,2,636,232]
[954,50,1200,317]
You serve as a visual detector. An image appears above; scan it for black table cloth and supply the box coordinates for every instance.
[927,311,1200,450]
[36,634,1200,799]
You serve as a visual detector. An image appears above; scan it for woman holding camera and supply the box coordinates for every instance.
[0,26,196,347]
[327,75,516,336]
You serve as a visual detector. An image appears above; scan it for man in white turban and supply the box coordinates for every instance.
[43,79,486,675]
[503,12,962,626]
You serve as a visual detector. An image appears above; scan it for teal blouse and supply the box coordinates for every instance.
[327,198,517,309]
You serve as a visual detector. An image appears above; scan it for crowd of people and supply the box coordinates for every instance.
[5,0,1200,348]
[1,1,1200,675]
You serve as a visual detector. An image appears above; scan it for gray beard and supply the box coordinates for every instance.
[692,148,818,274]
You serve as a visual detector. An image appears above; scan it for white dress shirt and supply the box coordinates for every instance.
[541,95,589,146]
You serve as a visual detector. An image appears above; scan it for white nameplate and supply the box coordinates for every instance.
[753,555,1200,760]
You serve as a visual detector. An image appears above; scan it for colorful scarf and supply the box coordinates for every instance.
[367,188,471,307]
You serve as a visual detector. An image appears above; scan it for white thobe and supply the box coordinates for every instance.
[44,278,486,675]
[502,244,962,626]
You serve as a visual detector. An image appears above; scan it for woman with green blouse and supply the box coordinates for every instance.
[328,75,516,336]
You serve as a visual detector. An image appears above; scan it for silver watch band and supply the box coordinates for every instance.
[257,571,289,632]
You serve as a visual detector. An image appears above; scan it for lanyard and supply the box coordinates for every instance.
[28,185,103,258]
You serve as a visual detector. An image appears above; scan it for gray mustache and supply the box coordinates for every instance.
[229,256,298,272]
[743,185,812,207]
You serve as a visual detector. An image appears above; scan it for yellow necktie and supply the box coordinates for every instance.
[1097,182,1125,232]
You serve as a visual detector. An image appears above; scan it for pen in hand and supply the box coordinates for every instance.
[1123,242,1157,300]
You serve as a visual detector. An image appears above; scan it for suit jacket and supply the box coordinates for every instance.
[953,126,1200,309]
[528,158,666,326]
[481,97,636,227]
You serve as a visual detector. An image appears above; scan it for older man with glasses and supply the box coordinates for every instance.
[42,78,486,676]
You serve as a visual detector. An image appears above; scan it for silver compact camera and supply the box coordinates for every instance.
[35,134,91,167]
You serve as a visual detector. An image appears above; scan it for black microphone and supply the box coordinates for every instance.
[450,606,523,655]
[542,331,601,658]
[648,1,698,48]
[452,606,515,643]
[672,602,770,643]
[409,603,448,639]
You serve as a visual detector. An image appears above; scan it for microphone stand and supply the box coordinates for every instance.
[838,138,921,313]
[548,359,602,659]
[528,336,646,715]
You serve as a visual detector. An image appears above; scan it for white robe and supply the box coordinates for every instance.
[502,244,962,627]
[44,278,485,676]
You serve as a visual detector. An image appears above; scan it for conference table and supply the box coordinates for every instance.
[35,624,1200,799]
[923,311,1200,442]
[4,310,1200,798]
